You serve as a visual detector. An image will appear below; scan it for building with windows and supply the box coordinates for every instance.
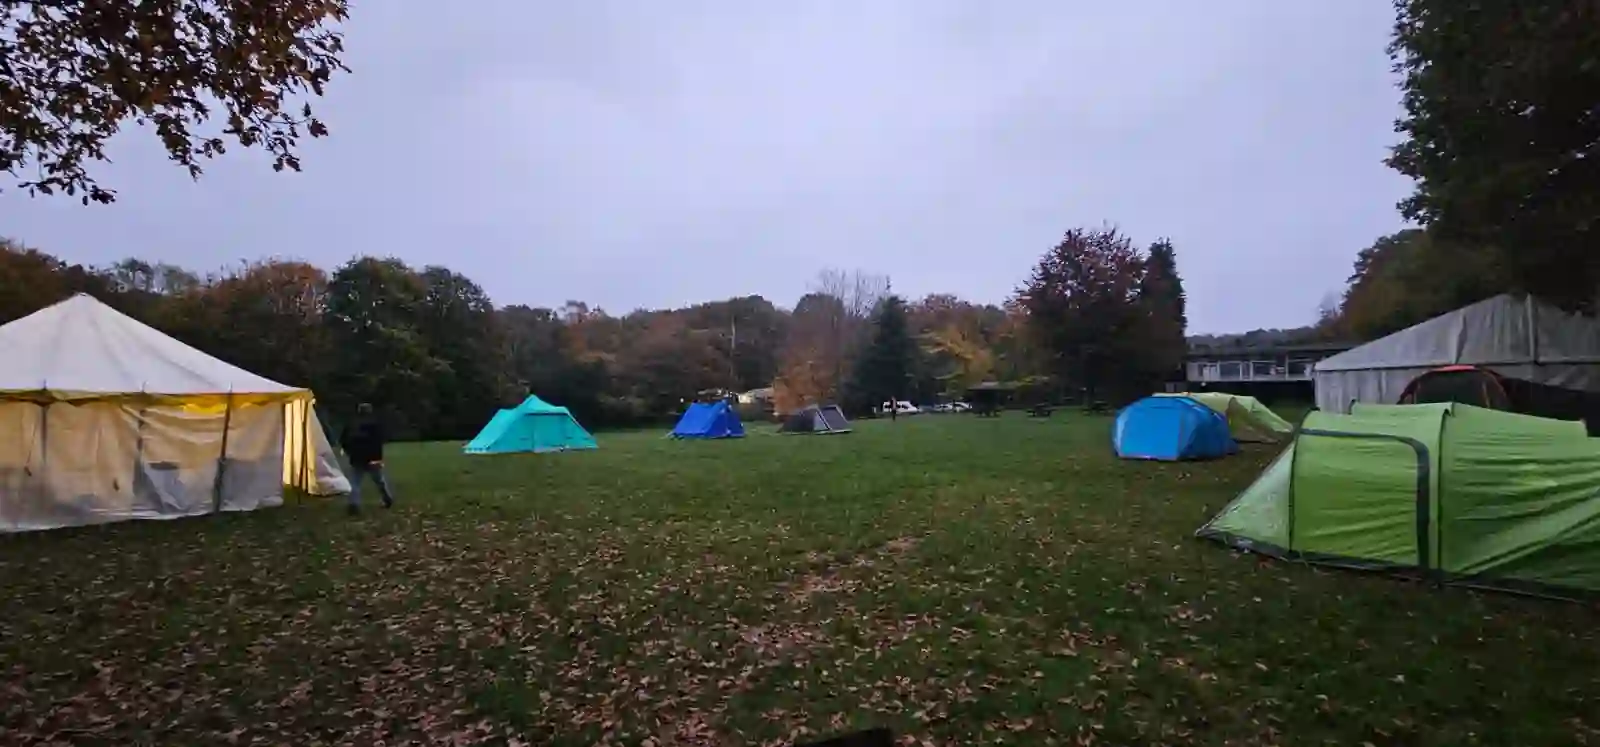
[1181,340,1354,400]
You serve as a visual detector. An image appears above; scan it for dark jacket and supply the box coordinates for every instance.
[341,418,386,465]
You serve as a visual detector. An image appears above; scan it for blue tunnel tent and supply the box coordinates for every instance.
[671,401,746,439]
[1113,396,1238,461]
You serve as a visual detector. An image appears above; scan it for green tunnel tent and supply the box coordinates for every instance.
[463,395,597,454]
[1155,391,1294,443]
[1197,402,1600,596]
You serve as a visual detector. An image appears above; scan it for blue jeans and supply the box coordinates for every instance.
[347,462,394,508]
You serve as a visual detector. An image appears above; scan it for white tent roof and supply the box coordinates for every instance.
[1315,294,1600,373]
[0,294,302,395]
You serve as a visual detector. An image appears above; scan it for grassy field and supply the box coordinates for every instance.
[1,414,1597,746]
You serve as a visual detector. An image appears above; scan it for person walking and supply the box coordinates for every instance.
[340,403,395,515]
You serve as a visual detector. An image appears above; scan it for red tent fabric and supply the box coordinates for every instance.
[1397,365,1513,409]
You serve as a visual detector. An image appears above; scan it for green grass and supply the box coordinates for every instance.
[2,415,1597,746]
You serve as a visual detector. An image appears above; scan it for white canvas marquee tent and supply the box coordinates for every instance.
[1314,294,1600,413]
[0,294,349,532]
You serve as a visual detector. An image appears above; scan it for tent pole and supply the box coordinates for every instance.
[285,399,297,494]
[1528,295,1540,364]
[284,399,301,497]
[298,400,307,493]
[38,402,49,481]
[40,402,48,465]
[38,380,48,474]
[302,398,313,494]
[1285,431,1299,553]
[134,385,149,466]
[213,392,235,513]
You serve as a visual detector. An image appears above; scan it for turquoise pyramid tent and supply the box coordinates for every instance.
[463,395,598,454]
[670,401,746,439]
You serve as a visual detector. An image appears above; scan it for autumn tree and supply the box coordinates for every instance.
[911,294,1001,399]
[679,295,788,392]
[196,260,332,392]
[323,257,447,437]
[771,270,890,413]
[807,269,889,400]
[102,257,201,296]
[85,257,201,330]
[0,235,1057,432]
[1306,292,1352,341]
[1336,228,1502,340]
[847,295,916,415]
[921,322,995,397]
[1016,227,1149,403]
[1,0,350,203]
[416,266,512,439]
[500,305,568,395]
[907,294,965,332]
[0,238,108,323]
[615,314,728,418]
[775,292,844,413]
[1388,0,1600,309]
[989,301,1046,383]
[559,301,623,365]
[499,304,608,427]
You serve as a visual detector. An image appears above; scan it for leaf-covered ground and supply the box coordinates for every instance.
[2,414,1597,746]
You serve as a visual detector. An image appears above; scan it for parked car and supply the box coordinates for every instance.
[880,400,921,416]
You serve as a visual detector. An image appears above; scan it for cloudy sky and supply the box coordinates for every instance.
[4,1,1411,333]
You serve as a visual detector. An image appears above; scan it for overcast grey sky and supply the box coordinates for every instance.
[3,1,1410,333]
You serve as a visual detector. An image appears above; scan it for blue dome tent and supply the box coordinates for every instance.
[1113,396,1238,461]
[670,401,746,439]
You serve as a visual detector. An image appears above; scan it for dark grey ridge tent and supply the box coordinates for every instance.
[780,404,852,434]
